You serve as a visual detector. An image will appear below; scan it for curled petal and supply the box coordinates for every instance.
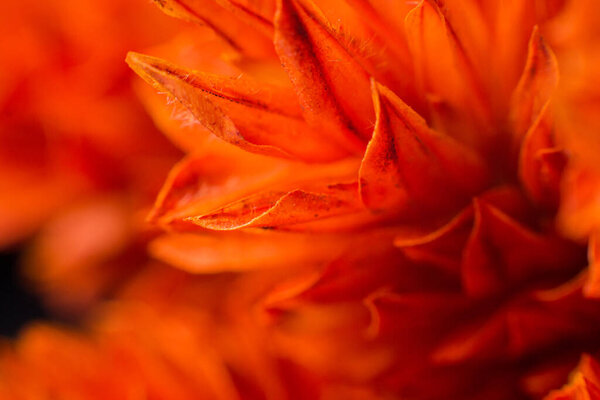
[127,52,348,161]
[150,149,360,227]
[365,291,467,340]
[394,208,473,249]
[433,305,588,364]
[532,271,588,303]
[359,81,490,213]
[132,31,244,153]
[461,199,584,297]
[394,207,473,275]
[149,148,289,224]
[282,231,441,303]
[432,311,507,364]
[518,106,566,210]
[187,182,363,230]
[393,186,535,276]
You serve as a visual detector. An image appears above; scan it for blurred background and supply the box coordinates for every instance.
[0,250,47,336]
[0,0,183,334]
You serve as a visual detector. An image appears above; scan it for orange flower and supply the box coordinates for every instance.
[3,0,600,399]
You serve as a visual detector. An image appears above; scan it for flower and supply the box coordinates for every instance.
[2,0,600,399]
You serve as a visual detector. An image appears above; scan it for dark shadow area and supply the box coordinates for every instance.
[0,249,48,337]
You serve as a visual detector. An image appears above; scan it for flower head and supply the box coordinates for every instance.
[2,0,600,399]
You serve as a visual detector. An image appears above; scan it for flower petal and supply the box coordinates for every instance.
[150,0,274,58]
[149,147,289,224]
[359,81,490,213]
[187,182,363,230]
[488,1,537,110]
[394,207,473,275]
[273,0,374,153]
[511,26,559,143]
[518,108,566,210]
[404,0,491,148]
[433,304,588,364]
[365,291,467,340]
[149,231,350,273]
[150,147,361,227]
[316,0,420,108]
[127,52,348,161]
[461,199,583,297]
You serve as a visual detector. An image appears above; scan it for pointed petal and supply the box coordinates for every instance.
[150,0,274,58]
[432,312,507,364]
[273,0,373,153]
[213,0,275,35]
[317,0,420,107]
[365,291,467,340]
[292,232,439,302]
[127,52,348,161]
[149,148,290,224]
[518,106,566,210]
[404,0,491,148]
[134,82,214,154]
[532,271,588,303]
[150,148,362,231]
[431,0,491,82]
[511,26,559,142]
[393,208,473,249]
[393,185,533,248]
[394,207,473,275]
[261,230,411,306]
[187,182,363,230]
[131,31,246,153]
[339,0,411,62]
[434,305,588,364]
[359,81,490,213]
[462,199,584,297]
[393,187,535,276]
[488,1,537,110]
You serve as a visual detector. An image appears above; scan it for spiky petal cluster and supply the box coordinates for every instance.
[2,0,600,399]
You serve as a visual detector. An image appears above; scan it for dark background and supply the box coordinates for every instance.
[0,249,48,337]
